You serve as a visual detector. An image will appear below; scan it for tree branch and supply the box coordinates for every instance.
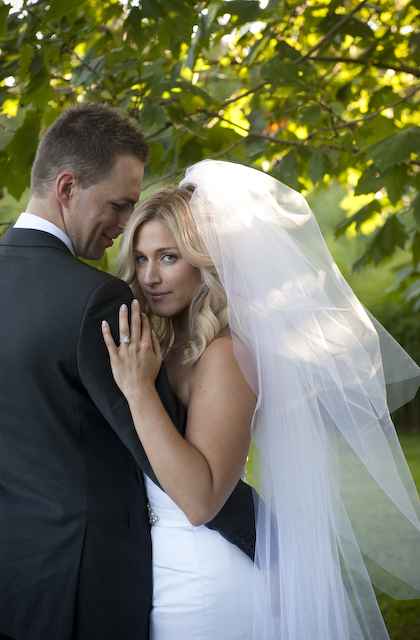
[144,122,173,141]
[142,138,245,190]
[297,0,371,62]
[308,55,420,78]
[306,83,420,137]
[219,82,269,108]
[248,131,346,152]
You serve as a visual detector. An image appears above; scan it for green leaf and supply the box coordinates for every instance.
[335,200,381,238]
[0,3,9,39]
[369,87,399,111]
[124,8,143,49]
[3,109,41,199]
[356,115,397,148]
[72,54,105,88]
[345,18,374,39]
[272,152,300,191]
[353,216,408,271]
[299,105,323,126]
[391,264,415,291]
[180,135,204,165]
[204,125,243,153]
[146,142,165,174]
[141,103,168,133]
[384,165,407,205]
[17,43,34,83]
[309,150,328,183]
[221,1,261,23]
[46,0,85,22]
[412,232,420,266]
[355,165,384,195]
[411,193,420,227]
[0,112,25,151]
[21,50,52,108]
[405,279,420,302]
[368,127,420,172]
[319,14,374,40]
[141,0,165,19]
[335,82,352,103]
[261,60,300,86]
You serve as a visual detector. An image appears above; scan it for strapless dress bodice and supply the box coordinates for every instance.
[144,474,192,527]
[143,474,255,640]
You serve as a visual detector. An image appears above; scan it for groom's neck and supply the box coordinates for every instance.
[25,194,65,232]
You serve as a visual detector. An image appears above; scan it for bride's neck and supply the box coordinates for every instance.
[171,310,190,349]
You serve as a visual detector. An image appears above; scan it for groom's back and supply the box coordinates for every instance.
[0,229,152,640]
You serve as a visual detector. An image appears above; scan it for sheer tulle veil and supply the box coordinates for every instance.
[180,160,420,640]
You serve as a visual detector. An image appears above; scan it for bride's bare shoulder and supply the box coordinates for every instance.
[190,331,254,401]
[197,331,233,365]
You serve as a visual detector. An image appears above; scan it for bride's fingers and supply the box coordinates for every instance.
[140,313,152,349]
[130,299,141,345]
[119,304,130,345]
[101,320,118,359]
[151,329,161,359]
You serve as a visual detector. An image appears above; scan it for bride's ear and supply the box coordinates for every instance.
[183,182,196,195]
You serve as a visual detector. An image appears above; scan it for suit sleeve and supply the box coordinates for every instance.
[77,277,181,484]
[77,276,256,558]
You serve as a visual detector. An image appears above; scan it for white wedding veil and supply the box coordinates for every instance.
[180,160,420,640]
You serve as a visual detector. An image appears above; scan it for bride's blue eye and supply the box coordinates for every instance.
[162,254,177,264]
[135,255,146,264]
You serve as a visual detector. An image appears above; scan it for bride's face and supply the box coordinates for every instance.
[134,219,202,318]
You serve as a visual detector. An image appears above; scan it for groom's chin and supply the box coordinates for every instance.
[79,246,106,261]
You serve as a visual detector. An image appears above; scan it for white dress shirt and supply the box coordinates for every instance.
[14,212,75,255]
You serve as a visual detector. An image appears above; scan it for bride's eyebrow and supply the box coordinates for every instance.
[134,247,179,254]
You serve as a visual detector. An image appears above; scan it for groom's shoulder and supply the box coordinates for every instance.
[70,258,131,298]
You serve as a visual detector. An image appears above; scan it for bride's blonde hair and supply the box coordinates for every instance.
[117,186,228,364]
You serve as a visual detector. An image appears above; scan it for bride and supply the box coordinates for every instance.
[102,160,420,639]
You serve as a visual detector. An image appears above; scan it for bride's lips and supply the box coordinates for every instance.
[146,292,171,302]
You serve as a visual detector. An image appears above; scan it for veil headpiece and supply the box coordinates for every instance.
[180,160,420,640]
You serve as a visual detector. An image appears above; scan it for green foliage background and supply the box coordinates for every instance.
[0,0,419,290]
[1,0,418,408]
[0,1,419,636]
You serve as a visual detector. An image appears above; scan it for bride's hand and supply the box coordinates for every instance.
[101,299,162,402]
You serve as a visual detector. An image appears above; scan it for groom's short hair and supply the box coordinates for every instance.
[31,103,149,196]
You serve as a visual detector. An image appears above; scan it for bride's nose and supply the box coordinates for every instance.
[143,261,162,285]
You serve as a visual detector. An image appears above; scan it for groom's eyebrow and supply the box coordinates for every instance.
[113,198,137,206]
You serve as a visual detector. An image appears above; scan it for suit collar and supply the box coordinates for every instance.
[15,212,75,255]
[0,227,73,255]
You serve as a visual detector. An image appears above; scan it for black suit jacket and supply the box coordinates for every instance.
[0,228,255,640]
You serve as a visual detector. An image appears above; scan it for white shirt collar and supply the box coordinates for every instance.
[14,212,75,255]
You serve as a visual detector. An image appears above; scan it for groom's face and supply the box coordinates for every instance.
[66,154,144,260]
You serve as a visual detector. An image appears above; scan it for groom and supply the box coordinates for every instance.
[0,104,255,640]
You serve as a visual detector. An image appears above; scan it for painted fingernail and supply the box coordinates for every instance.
[133,299,139,305]
[121,304,127,311]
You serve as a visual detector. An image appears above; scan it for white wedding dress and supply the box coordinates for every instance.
[144,476,255,639]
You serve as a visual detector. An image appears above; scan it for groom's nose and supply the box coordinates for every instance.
[118,208,133,231]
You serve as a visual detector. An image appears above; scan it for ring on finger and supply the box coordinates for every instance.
[121,335,130,344]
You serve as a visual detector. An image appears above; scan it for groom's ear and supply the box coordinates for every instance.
[56,170,77,207]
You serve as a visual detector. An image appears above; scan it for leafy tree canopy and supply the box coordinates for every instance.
[0,0,419,305]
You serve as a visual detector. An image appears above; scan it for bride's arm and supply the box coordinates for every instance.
[102,300,255,526]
